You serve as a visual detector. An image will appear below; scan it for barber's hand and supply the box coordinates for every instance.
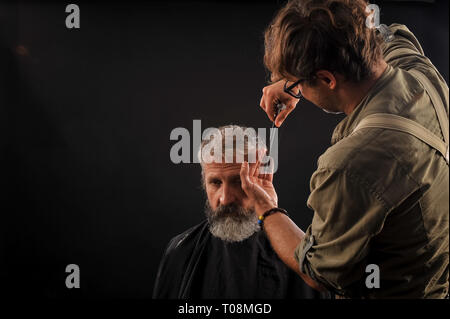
[260,80,300,127]
[240,160,278,216]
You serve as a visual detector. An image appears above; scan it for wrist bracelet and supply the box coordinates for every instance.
[258,208,289,225]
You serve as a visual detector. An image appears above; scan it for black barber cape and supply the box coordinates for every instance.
[153,220,330,299]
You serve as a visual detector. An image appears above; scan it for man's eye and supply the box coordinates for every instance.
[210,180,222,186]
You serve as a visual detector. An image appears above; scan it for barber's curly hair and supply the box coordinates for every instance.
[264,0,383,84]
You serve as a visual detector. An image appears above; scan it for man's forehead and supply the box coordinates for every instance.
[203,162,242,176]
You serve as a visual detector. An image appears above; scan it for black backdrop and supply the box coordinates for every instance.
[0,0,448,298]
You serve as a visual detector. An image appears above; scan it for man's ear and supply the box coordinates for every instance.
[315,70,337,90]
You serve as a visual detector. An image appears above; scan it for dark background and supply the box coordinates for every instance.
[0,0,448,298]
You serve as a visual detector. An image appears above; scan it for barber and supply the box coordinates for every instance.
[240,0,449,298]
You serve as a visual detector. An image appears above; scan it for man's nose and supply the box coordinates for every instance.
[219,184,237,206]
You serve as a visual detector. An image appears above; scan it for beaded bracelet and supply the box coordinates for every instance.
[258,208,289,225]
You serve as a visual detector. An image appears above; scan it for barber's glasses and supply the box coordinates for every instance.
[283,79,304,99]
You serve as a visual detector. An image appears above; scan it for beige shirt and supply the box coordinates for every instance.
[294,24,449,298]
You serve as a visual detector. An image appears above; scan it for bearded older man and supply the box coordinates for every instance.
[152,125,330,299]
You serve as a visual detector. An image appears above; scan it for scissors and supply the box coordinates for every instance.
[268,102,286,156]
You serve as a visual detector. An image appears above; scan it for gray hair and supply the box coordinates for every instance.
[197,125,268,186]
[197,125,267,166]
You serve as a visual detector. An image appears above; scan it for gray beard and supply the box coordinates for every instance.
[204,201,260,243]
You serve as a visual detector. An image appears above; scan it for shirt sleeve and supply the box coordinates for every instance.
[294,167,389,297]
[382,24,449,131]
[381,23,439,75]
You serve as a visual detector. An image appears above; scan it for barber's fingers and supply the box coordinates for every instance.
[259,156,274,182]
[260,81,299,126]
[249,148,267,177]
[253,160,262,178]
[241,161,278,210]
[256,148,267,165]
[242,159,273,182]
[260,82,285,122]
[259,95,275,122]
[274,103,296,127]
[240,161,253,194]
[249,160,258,177]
